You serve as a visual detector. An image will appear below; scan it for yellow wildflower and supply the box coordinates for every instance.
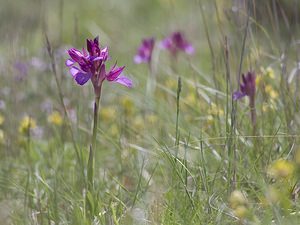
[206,115,214,126]
[100,107,116,122]
[267,159,295,179]
[19,116,37,134]
[260,66,275,79]
[265,85,278,99]
[255,75,262,86]
[120,96,134,116]
[133,116,144,130]
[0,114,4,126]
[184,93,197,106]
[47,111,63,126]
[233,205,248,219]
[229,190,248,209]
[266,67,275,79]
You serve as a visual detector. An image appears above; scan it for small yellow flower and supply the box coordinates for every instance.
[19,116,37,134]
[266,67,275,79]
[255,75,263,86]
[184,93,197,106]
[120,96,134,116]
[0,114,4,126]
[265,85,278,99]
[205,115,214,126]
[100,107,116,122]
[229,190,248,209]
[0,129,4,144]
[146,114,158,124]
[47,111,63,126]
[260,66,275,79]
[267,159,295,179]
[233,205,248,219]
[133,116,144,130]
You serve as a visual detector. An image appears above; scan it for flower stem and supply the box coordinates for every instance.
[250,96,257,136]
[88,92,101,191]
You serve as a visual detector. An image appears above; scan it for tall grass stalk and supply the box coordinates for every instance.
[199,0,218,89]
[45,35,84,179]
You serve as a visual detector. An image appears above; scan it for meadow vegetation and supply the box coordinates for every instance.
[1,0,300,224]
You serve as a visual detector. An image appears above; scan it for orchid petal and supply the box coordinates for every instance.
[68,48,84,62]
[184,45,195,55]
[113,75,133,88]
[65,59,75,67]
[106,65,125,81]
[134,55,143,64]
[70,67,80,77]
[74,72,91,85]
[91,56,103,62]
[233,91,246,100]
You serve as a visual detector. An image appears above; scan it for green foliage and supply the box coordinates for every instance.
[1,0,300,224]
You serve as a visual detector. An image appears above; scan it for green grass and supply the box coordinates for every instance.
[1,0,300,224]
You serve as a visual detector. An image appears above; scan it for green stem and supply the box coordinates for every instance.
[86,89,101,217]
[88,91,101,191]
[250,96,257,136]
[175,77,182,159]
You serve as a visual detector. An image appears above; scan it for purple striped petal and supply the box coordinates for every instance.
[68,48,85,63]
[91,56,103,62]
[106,65,125,81]
[113,75,133,88]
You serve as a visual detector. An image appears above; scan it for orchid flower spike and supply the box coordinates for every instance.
[134,37,155,65]
[160,31,194,56]
[66,36,132,96]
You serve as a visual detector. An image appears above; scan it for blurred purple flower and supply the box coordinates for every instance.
[134,37,155,64]
[233,71,257,130]
[14,61,28,80]
[31,57,48,72]
[233,71,256,101]
[66,37,132,96]
[160,31,194,56]
[40,99,53,113]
